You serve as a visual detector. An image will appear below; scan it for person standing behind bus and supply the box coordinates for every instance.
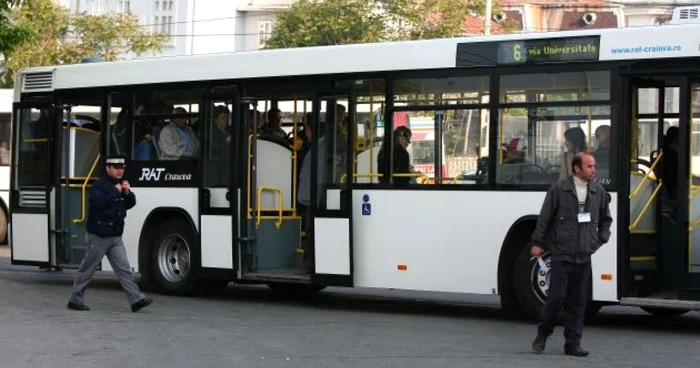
[67,156,153,313]
[530,152,612,357]
[378,126,412,185]
[559,127,587,180]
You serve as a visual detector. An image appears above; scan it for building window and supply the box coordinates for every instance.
[153,0,176,44]
[91,0,104,15]
[258,21,272,49]
[119,0,130,13]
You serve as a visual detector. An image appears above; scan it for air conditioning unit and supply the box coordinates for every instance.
[670,6,700,24]
[494,12,507,23]
[582,12,597,25]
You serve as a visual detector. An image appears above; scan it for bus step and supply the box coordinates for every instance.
[620,297,700,310]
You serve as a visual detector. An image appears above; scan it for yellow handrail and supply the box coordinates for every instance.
[629,180,663,230]
[256,186,283,229]
[73,153,101,224]
[630,151,663,199]
[690,217,700,231]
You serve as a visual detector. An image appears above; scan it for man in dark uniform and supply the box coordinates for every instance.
[67,156,153,312]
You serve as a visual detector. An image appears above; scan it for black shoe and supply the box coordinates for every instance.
[67,301,90,311]
[532,333,547,354]
[565,345,589,357]
[131,297,153,313]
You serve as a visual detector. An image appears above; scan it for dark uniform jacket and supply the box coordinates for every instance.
[531,176,613,264]
[86,176,136,237]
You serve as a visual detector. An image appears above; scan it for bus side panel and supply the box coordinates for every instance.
[591,193,618,302]
[351,190,547,294]
[106,187,199,273]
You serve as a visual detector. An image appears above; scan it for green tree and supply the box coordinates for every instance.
[3,0,167,86]
[264,0,385,49]
[0,1,30,62]
[265,0,515,49]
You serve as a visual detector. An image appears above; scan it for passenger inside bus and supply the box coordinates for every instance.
[249,109,262,133]
[210,105,231,158]
[259,107,287,141]
[660,126,679,203]
[502,138,526,164]
[559,127,587,180]
[159,107,199,160]
[378,126,412,185]
[593,125,611,181]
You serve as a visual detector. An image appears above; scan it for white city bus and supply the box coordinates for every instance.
[9,15,700,319]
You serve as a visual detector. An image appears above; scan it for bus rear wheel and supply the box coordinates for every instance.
[0,207,7,245]
[150,219,200,295]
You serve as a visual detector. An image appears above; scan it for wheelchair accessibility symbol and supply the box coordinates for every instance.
[362,203,371,216]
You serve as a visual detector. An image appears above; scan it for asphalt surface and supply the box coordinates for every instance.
[0,245,699,368]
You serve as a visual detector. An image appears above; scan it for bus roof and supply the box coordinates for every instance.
[14,23,700,99]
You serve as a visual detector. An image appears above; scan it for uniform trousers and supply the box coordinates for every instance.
[69,233,145,306]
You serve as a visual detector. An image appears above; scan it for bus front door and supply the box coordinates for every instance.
[682,80,700,300]
[623,75,700,313]
[10,103,55,266]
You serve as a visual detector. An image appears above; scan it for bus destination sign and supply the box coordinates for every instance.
[456,36,601,67]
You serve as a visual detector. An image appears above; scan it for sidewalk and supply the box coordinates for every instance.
[0,245,10,259]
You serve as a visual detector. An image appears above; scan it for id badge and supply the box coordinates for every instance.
[578,212,591,223]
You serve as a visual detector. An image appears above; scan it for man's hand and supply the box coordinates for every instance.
[531,245,544,257]
[115,183,123,192]
[121,180,131,193]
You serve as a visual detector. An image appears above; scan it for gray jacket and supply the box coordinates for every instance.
[531,176,613,264]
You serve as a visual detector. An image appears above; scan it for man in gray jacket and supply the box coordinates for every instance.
[530,152,612,357]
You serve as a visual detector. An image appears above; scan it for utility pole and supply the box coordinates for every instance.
[484,0,492,35]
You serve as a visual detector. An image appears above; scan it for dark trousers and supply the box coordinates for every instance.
[538,260,591,347]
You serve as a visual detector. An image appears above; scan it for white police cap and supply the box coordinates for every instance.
[105,156,126,166]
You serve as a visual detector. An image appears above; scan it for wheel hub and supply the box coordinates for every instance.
[531,253,551,304]
[157,234,191,283]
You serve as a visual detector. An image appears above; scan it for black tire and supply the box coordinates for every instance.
[513,245,549,321]
[513,245,602,323]
[0,206,7,245]
[641,307,689,317]
[267,282,326,296]
[150,219,200,295]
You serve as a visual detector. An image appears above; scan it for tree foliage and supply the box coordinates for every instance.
[3,0,167,86]
[265,0,515,49]
[264,0,385,48]
[0,0,30,60]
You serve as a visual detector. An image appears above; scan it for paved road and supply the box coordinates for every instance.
[0,245,699,368]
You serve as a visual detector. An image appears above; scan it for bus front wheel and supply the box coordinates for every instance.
[513,245,549,321]
[150,219,200,295]
[512,245,602,323]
